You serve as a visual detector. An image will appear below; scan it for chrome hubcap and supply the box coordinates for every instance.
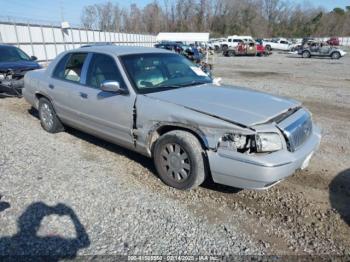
[160,143,191,181]
[40,103,54,129]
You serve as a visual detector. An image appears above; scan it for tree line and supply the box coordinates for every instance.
[81,0,350,38]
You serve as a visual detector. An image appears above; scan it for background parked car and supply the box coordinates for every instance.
[224,40,268,57]
[0,44,41,97]
[221,35,254,52]
[262,38,291,51]
[298,41,346,59]
[154,42,183,53]
[326,37,340,46]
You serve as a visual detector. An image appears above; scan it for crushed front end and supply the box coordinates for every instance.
[0,69,29,97]
[207,108,321,190]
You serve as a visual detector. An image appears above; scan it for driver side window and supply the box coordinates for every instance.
[86,53,126,89]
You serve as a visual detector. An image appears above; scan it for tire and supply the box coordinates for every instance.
[302,51,311,58]
[331,52,340,59]
[265,45,271,52]
[153,130,206,190]
[38,97,64,133]
[228,50,235,57]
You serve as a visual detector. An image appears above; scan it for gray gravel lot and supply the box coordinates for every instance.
[0,52,350,257]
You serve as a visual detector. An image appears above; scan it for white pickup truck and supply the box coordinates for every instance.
[208,38,226,51]
[262,38,292,51]
[221,35,254,51]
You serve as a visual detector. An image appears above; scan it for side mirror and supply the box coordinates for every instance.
[30,56,38,61]
[100,80,127,94]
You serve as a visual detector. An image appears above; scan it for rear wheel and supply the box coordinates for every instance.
[302,51,311,58]
[38,97,64,133]
[331,52,340,59]
[265,45,271,52]
[153,130,206,190]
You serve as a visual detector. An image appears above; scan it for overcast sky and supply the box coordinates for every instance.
[1,0,349,25]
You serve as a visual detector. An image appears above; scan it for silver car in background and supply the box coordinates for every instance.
[23,45,321,190]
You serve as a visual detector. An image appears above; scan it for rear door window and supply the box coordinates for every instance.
[53,53,88,83]
[63,53,87,83]
[52,54,70,79]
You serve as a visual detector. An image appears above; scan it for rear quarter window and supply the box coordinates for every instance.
[52,54,70,79]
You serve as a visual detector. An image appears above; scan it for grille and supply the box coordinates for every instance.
[283,111,313,152]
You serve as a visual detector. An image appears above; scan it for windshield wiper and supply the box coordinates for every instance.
[154,84,183,88]
[154,81,210,89]
[180,80,211,87]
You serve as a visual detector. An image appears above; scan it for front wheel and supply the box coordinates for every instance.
[302,51,311,58]
[153,130,206,190]
[38,97,64,133]
[331,52,340,59]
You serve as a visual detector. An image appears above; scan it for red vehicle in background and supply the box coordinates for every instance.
[255,42,267,56]
[326,37,340,46]
[224,40,270,56]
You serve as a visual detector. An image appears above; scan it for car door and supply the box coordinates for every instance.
[77,52,135,148]
[320,44,331,56]
[279,40,289,50]
[49,52,89,125]
[310,43,320,55]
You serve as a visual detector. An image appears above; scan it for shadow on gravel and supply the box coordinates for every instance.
[0,194,10,213]
[329,169,350,226]
[27,107,244,194]
[0,202,10,212]
[201,178,242,194]
[28,107,39,118]
[0,202,90,261]
[68,127,157,172]
[68,128,243,193]
[286,55,342,61]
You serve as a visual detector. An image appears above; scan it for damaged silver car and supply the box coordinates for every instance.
[23,45,321,190]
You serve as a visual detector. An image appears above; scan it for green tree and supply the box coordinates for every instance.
[333,7,345,15]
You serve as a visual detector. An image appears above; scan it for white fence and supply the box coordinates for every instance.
[0,21,157,62]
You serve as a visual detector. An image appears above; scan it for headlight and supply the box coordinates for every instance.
[218,133,253,153]
[256,132,282,152]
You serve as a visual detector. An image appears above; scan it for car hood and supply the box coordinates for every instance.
[145,84,301,127]
[0,60,41,72]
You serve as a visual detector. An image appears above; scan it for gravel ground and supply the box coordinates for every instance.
[0,52,350,257]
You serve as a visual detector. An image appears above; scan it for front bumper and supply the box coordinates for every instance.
[208,125,321,190]
[0,78,24,96]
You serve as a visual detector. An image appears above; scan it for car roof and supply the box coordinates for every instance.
[75,45,171,56]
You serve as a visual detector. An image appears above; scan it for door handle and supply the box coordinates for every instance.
[79,92,88,99]
[48,84,54,89]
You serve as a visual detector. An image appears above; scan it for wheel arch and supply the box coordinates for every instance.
[34,92,52,108]
[34,93,60,119]
[331,51,341,58]
[147,123,209,157]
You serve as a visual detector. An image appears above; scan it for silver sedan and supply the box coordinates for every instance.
[23,45,321,190]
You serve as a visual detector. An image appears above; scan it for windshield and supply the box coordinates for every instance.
[0,46,31,62]
[120,53,212,94]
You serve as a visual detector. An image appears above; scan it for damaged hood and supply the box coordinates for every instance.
[0,61,41,72]
[145,84,301,126]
